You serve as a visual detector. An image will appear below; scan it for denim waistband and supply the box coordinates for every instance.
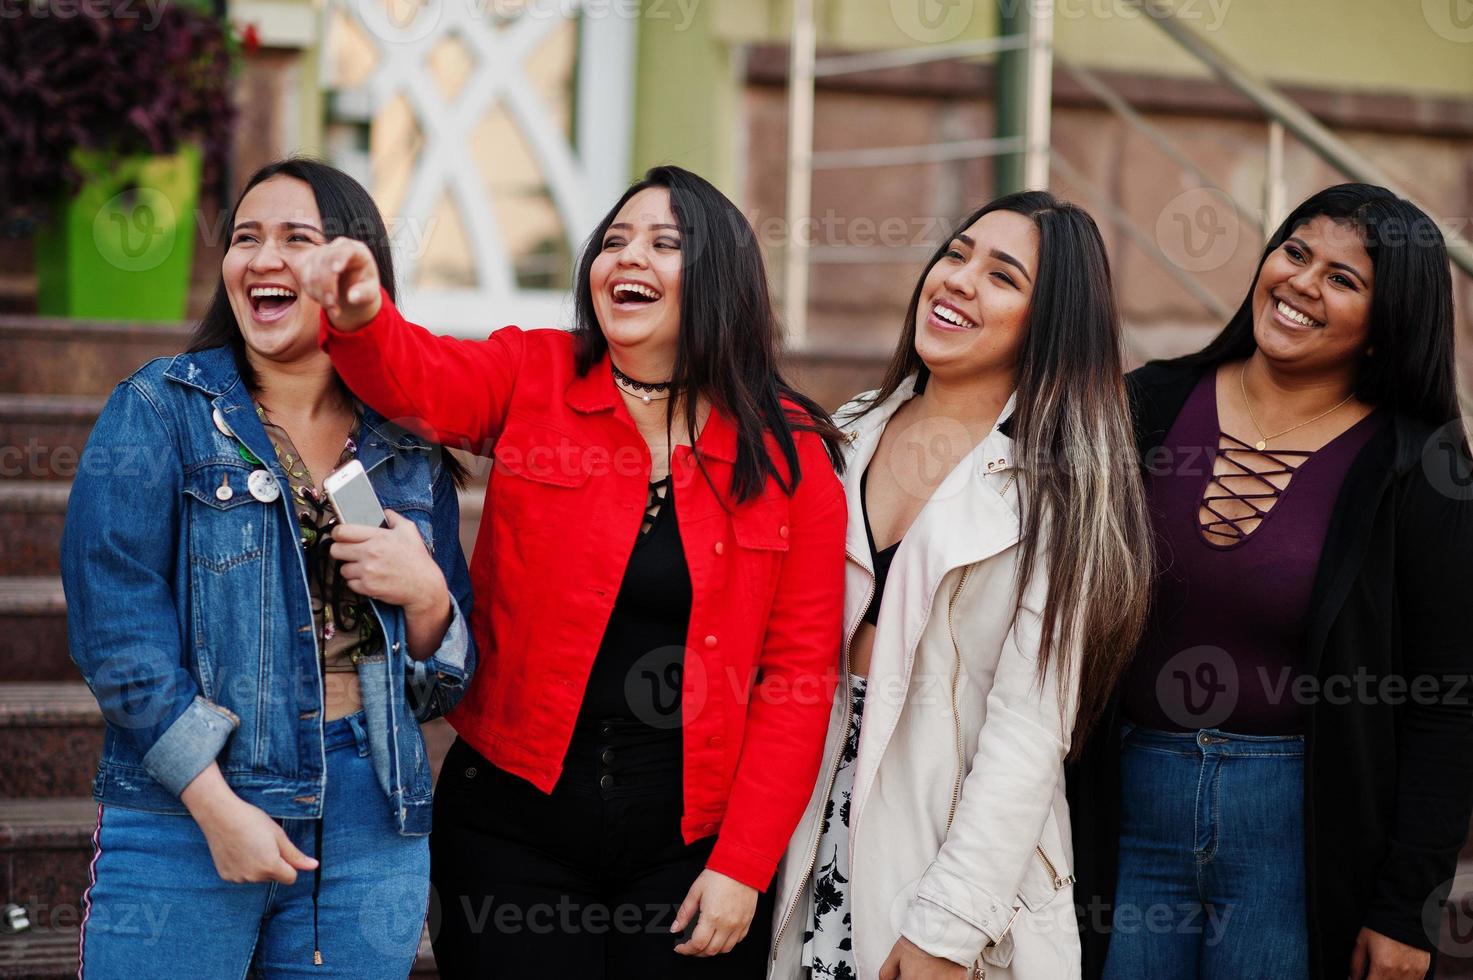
[323,711,370,754]
[1121,722,1304,757]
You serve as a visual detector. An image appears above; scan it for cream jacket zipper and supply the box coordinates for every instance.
[770,549,873,959]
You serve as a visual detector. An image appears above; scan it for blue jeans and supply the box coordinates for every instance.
[78,712,429,978]
[1103,724,1308,980]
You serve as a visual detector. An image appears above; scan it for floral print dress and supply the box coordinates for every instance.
[801,674,867,979]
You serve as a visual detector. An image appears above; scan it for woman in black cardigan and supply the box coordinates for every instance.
[1069,183,1473,980]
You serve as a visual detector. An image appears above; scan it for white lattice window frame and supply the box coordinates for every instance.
[322,0,636,336]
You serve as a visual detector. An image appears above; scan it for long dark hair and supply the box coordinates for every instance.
[1173,182,1460,432]
[855,191,1153,751]
[571,166,844,503]
[189,158,399,390]
[188,158,466,486]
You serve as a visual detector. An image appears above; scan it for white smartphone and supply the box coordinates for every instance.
[323,459,387,528]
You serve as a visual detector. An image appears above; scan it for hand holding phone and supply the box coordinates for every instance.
[323,459,387,528]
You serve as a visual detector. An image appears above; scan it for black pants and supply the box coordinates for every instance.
[429,723,775,979]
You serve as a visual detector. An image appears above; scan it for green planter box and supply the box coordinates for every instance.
[34,145,202,322]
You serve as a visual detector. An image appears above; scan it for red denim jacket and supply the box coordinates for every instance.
[320,294,845,888]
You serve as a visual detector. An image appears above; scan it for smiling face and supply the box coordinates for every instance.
[222,175,329,368]
[588,187,684,372]
[913,208,1039,383]
[1250,214,1374,376]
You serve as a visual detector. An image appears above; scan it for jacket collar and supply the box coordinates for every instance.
[840,373,1022,578]
[564,356,739,464]
[164,347,432,475]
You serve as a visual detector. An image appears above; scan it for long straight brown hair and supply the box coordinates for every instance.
[854,191,1152,752]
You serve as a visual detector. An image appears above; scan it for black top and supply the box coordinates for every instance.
[1067,360,1473,980]
[860,464,900,628]
[576,476,694,732]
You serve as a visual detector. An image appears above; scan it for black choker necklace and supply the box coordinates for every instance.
[611,362,676,403]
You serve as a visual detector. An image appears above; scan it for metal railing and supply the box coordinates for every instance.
[780,0,1472,347]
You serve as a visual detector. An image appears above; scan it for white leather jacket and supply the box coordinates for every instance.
[769,377,1081,980]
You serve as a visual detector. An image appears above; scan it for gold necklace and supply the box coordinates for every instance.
[1238,363,1354,452]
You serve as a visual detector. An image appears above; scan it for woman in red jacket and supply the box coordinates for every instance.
[295,166,847,978]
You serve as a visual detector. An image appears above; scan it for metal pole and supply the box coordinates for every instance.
[783,0,817,347]
[1131,0,1473,277]
[1023,0,1054,190]
[994,1,1026,194]
[1264,121,1286,235]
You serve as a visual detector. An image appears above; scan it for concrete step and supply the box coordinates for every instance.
[0,797,96,933]
[0,684,103,800]
[0,394,103,483]
[0,316,188,398]
[0,577,71,683]
[0,482,68,577]
[0,925,442,978]
[0,924,80,980]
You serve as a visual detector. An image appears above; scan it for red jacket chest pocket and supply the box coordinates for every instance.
[727,492,791,624]
[490,419,590,537]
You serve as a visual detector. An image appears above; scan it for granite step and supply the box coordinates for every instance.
[0,316,189,398]
[0,683,103,800]
[0,395,103,483]
[0,798,96,934]
[0,924,80,980]
[0,577,73,683]
[0,924,442,978]
[0,482,69,577]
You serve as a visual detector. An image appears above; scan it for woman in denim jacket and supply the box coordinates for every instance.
[60,159,475,978]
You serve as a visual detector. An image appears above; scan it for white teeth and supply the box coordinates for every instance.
[932,303,976,329]
[1276,300,1320,327]
[250,287,297,300]
[613,282,660,302]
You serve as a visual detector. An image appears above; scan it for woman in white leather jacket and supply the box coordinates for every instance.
[769,192,1153,980]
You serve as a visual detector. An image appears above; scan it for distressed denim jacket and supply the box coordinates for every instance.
[60,347,475,835]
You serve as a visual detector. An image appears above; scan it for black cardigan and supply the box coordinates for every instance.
[1068,360,1473,980]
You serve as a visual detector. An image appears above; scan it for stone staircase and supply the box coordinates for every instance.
[0,313,885,977]
[0,316,472,977]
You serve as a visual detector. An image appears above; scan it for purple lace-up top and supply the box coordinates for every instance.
[1121,370,1383,735]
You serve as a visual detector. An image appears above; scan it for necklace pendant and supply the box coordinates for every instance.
[1255,439,1267,451]
[642,394,651,404]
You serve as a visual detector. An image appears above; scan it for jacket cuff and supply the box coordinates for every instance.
[316,286,395,349]
[705,835,776,892]
[902,893,996,969]
[141,696,240,796]
[406,599,470,721]
[1362,906,1440,955]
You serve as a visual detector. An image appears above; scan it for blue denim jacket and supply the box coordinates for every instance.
[59,346,475,835]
